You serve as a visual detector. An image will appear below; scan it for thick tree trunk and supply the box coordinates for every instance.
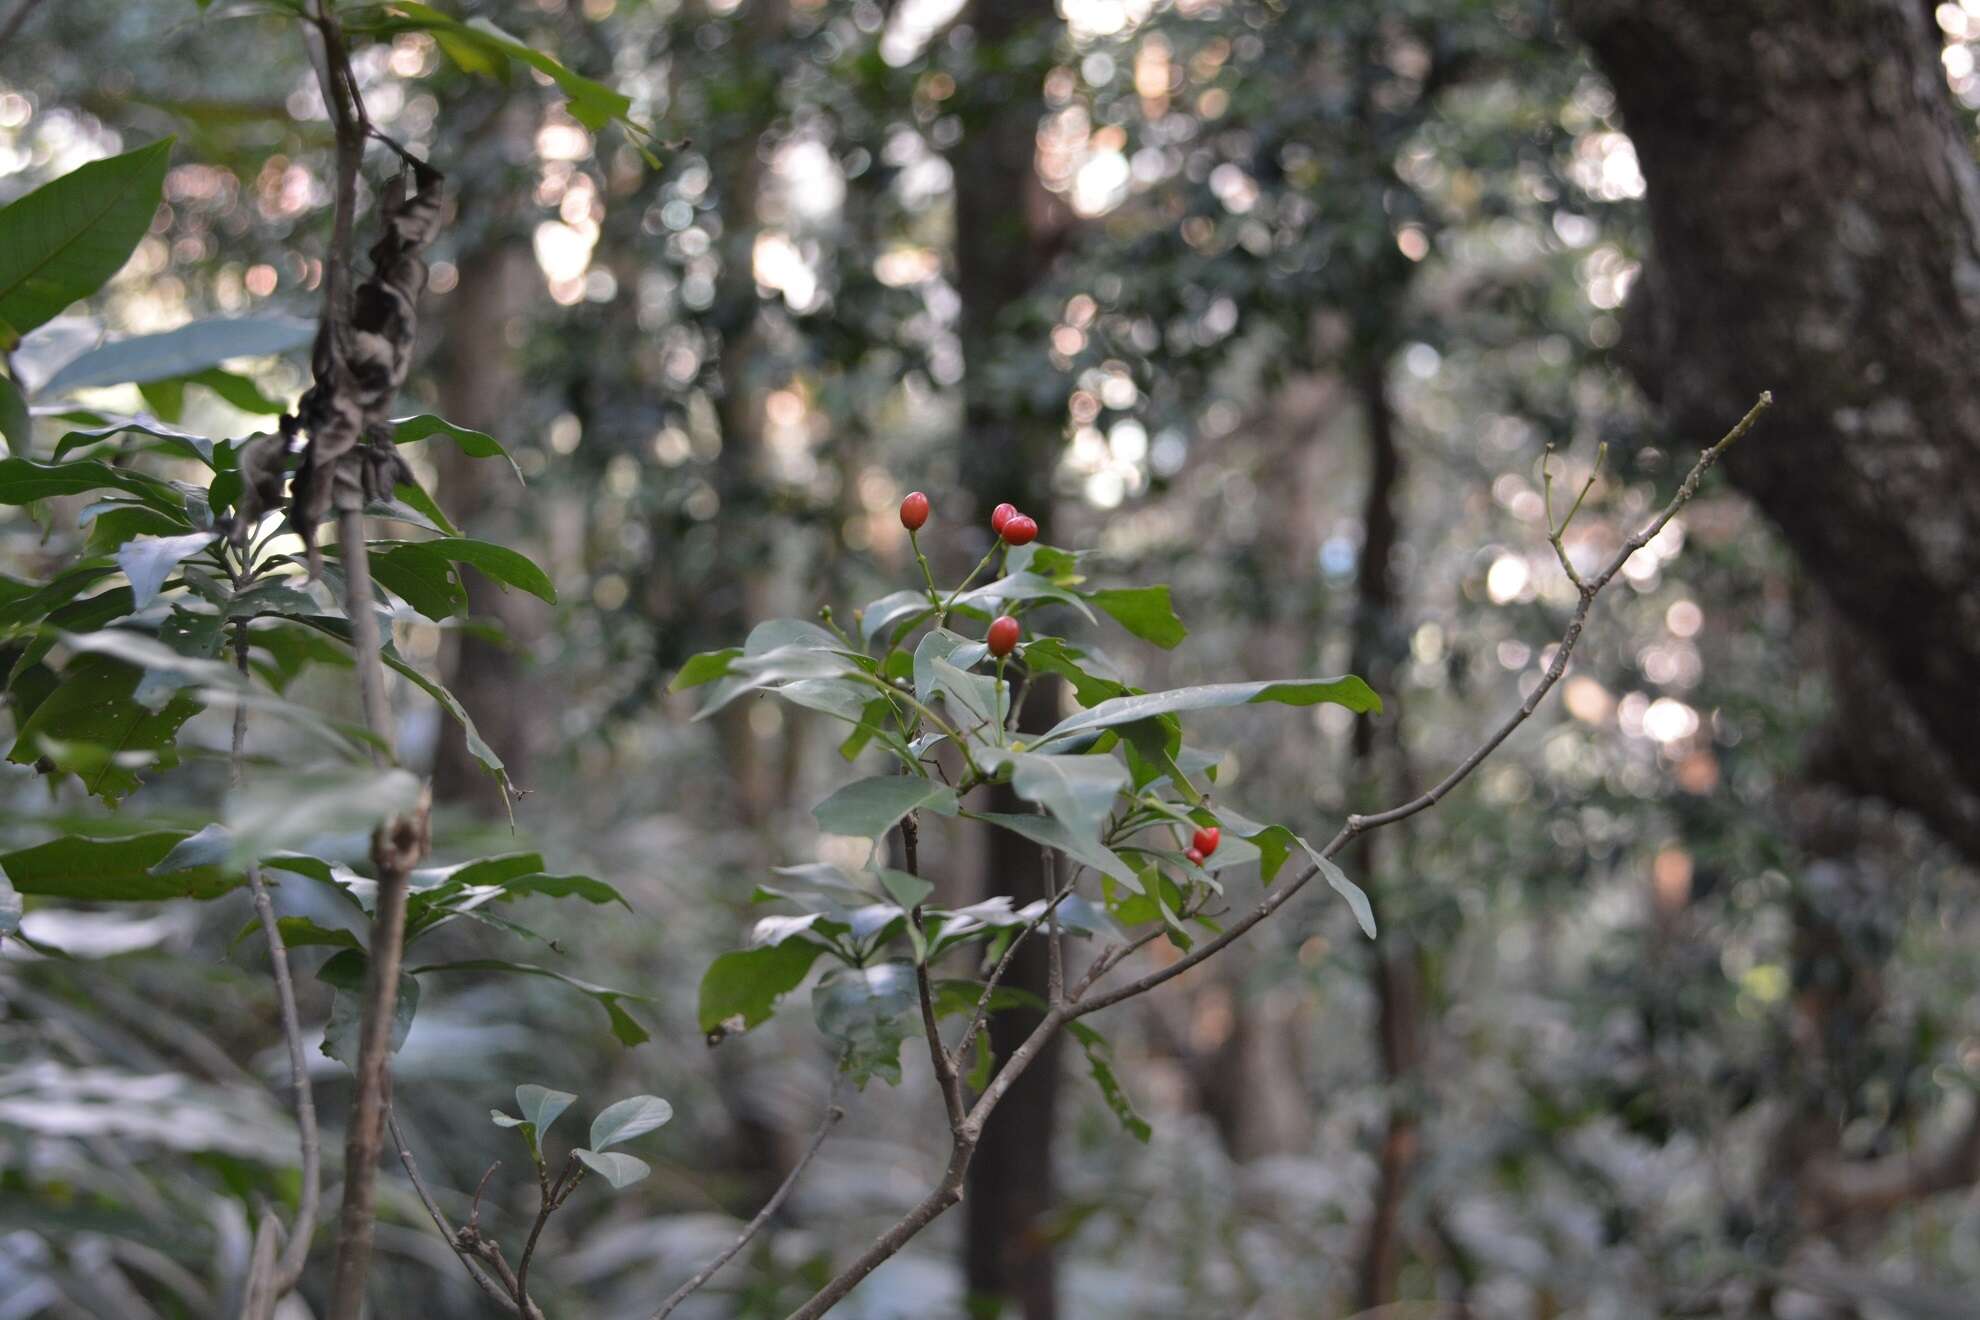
[954,2,1069,1315]
[1568,0,1980,855]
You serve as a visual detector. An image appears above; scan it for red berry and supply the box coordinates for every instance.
[1185,847,1205,865]
[900,491,930,531]
[1191,825,1220,856]
[1002,513,1038,546]
[990,502,1018,535]
[987,615,1021,657]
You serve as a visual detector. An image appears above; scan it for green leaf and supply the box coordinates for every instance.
[0,139,172,344]
[0,830,232,902]
[876,867,933,912]
[669,647,742,691]
[859,588,934,645]
[392,414,523,482]
[813,961,919,1088]
[0,371,28,449]
[39,316,314,395]
[116,531,217,609]
[1298,838,1376,939]
[1066,1022,1151,1142]
[393,4,635,132]
[319,948,419,1067]
[411,959,653,1046]
[692,645,857,720]
[7,653,202,802]
[372,537,555,604]
[1004,751,1129,843]
[361,542,465,620]
[53,416,224,467]
[955,571,1097,625]
[1035,677,1382,749]
[973,810,1141,889]
[588,1095,673,1150]
[572,1148,651,1189]
[812,775,958,839]
[1021,636,1129,708]
[927,657,1008,742]
[516,1083,578,1138]
[698,940,827,1043]
[0,456,187,512]
[0,868,20,937]
[1088,586,1187,649]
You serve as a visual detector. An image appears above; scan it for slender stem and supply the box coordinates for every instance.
[232,620,321,1293]
[512,1154,577,1307]
[939,539,1005,622]
[388,1111,533,1318]
[652,1075,848,1319]
[903,815,966,1130]
[908,529,943,612]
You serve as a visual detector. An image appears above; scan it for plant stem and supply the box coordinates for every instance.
[652,1075,847,1319]
[230,619,321,1299]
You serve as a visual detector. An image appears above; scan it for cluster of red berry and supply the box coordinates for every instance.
[896,491,1038,547]
[1185,826,1220,866]
[898,492,1041,658]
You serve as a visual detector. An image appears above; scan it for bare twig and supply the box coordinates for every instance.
[652,1074,848,1318]
[783,393,1774,1318]
[952,868,1077,1067]
[388,1111,535,1318]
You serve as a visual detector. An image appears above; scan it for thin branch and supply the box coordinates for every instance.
[781,392,1773,1319]
[388,1111,536,1319]
[952,870,1076,1067]
[652,1074,848,1319]
[902,814,967,1130]
[0,0,49,48]
[231,620,321,1296]
[512,1153,580,1307]
[313,1,431,1310]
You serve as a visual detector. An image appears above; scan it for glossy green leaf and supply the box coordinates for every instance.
[669,647,742,691]
[1004,751,1129,843]
[1067,1022,1151,1142]
[372,537,555,604]
[1088,586,1187,649]
[116,532,216,609]
[7,654,201,802]
[813,961,919,1087]
[812,775,958,839]
[698,940,826,1043]
[394,4,635,132]
[588,1094,673,1150]
[392,414,523,482]
[0,371,28,448]
[515,1083,577,1138]
[0,139,172,344]
[319,948,419,1067]
[39,316,314,395]
[1035,676,1382,749]
[0,830,232,901]
[572,1148,651,1189]
[973,810,1141,889]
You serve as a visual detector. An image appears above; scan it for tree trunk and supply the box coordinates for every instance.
[954,2,1069,1315]
[1568,0,1980,856]
[431,242,543,813]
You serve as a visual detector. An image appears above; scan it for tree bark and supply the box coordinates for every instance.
[954,2,1070,1315]
[1568,0,1980,854]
